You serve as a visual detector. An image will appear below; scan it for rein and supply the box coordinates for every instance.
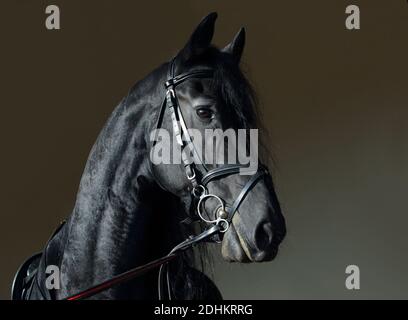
[64,225,221,300]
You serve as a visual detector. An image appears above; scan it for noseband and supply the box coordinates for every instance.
[64,59,269,300]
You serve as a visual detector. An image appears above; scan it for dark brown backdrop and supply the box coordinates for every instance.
[0,0,407,299]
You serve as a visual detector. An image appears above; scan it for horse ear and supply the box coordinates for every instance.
[222,27,246,63]
[178,12,218,61]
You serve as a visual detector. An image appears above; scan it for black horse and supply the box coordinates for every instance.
[12,12,286,300]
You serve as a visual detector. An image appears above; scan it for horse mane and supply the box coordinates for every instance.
[212,48,274,168]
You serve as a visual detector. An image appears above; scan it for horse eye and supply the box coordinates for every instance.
[196,108,213,119]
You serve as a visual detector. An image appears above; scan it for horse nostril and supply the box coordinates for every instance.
[255,222,274,251]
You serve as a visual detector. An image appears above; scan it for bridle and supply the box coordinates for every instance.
[156,59,268,231]
[64,58,269,300]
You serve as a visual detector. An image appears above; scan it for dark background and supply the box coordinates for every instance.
[0,0,407,299]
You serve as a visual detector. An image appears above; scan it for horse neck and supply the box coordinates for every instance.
[56,65,183,299]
